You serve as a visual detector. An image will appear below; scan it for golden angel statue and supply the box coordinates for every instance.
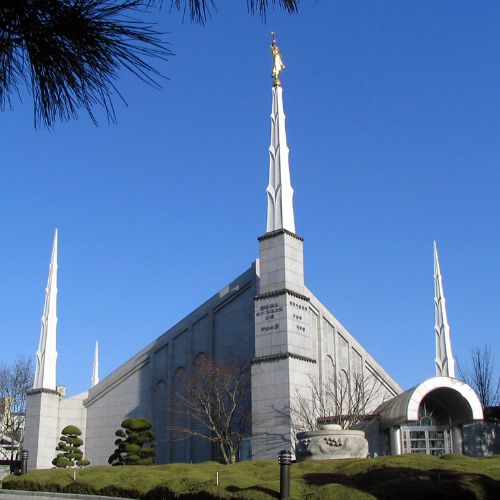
[271,32,285,85]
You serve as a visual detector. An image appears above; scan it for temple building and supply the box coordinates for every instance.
[24,38,487,469]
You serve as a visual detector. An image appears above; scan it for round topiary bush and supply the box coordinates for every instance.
[108,418,157,465]
[52,425,90,468]
[61,425,82,436]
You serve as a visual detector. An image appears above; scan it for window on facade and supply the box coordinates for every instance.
[337,334,349,371]
[352,348,362,375]
[402,428,453,456]
[418,399,450,426]
[238,439,252,461]
[323,355,336,410]
[323,319,335,357]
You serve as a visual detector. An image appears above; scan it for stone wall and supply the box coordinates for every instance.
[463,421,500,456]
[83,265,257,465]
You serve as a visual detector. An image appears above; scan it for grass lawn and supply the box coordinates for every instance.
[2,454,500,499]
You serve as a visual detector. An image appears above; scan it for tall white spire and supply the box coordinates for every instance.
[434,241,456,378]
[91,341,99,387]
[266,34,296,234]
[34,229,58,390]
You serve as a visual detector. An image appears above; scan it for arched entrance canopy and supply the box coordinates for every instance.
[376,377,483,425]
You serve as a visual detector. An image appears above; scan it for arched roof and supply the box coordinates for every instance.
[376,376,483,424]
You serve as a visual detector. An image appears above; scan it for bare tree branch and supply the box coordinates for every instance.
[458,345,500,408]
[170,355,250,464]
[0,356,34,461]
[290,370,390,442]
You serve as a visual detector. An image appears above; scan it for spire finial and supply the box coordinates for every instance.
[270,32,285,86]
[91,341,99,387]
[33,229,59,390]
[433,241,456,378]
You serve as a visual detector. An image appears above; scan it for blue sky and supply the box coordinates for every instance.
[1,1,499,396]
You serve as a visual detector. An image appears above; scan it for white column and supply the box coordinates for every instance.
[390,427,402,455]
[433,241,456,378]
[24,390,60,470]
[266,85,296,234]
[451,426,463,454]
[91,341,99,387]
[34,229,58,390]
[252,52,312,460]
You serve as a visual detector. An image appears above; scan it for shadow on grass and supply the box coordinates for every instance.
[226,484,279,498]
[302,467,500,499]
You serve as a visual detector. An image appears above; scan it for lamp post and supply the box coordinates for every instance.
[278,449,292,499]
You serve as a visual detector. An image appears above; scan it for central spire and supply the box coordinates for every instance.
[266,34,296,234]
[434,241,456,378]
[34,229,58,390]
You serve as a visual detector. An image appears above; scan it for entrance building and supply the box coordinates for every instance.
[377,377,483,456]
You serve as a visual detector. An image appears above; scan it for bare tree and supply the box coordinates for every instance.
[290,371,390,437]
[0,356,34,460]
[458,345,500,408]
[171,356,250,464]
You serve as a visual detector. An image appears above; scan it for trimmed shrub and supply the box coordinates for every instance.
[108,417,157,465]
[63,481,97,495]
[52,457,73,468]
[2,480,64,493]
[122,417,152,430]
[52,425,90,468]
[62,425,82,435]
[98,484,143,498]
[143,483,176,499]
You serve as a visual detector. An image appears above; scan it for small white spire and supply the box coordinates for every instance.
[91,341,99,387]
[266,37,296,234]
[434,241,456,378]
[34,229,58,390]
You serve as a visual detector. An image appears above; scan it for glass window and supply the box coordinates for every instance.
[238,439,252,461]
[402,427,453,455]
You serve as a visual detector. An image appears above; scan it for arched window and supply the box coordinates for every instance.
[324,355,336,411]
[338,368,350,417]
[418,397,451,426]
[170,367,188,462]
[153,380,167,462]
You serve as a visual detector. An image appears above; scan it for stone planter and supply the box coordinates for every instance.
[296,424,368,461]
